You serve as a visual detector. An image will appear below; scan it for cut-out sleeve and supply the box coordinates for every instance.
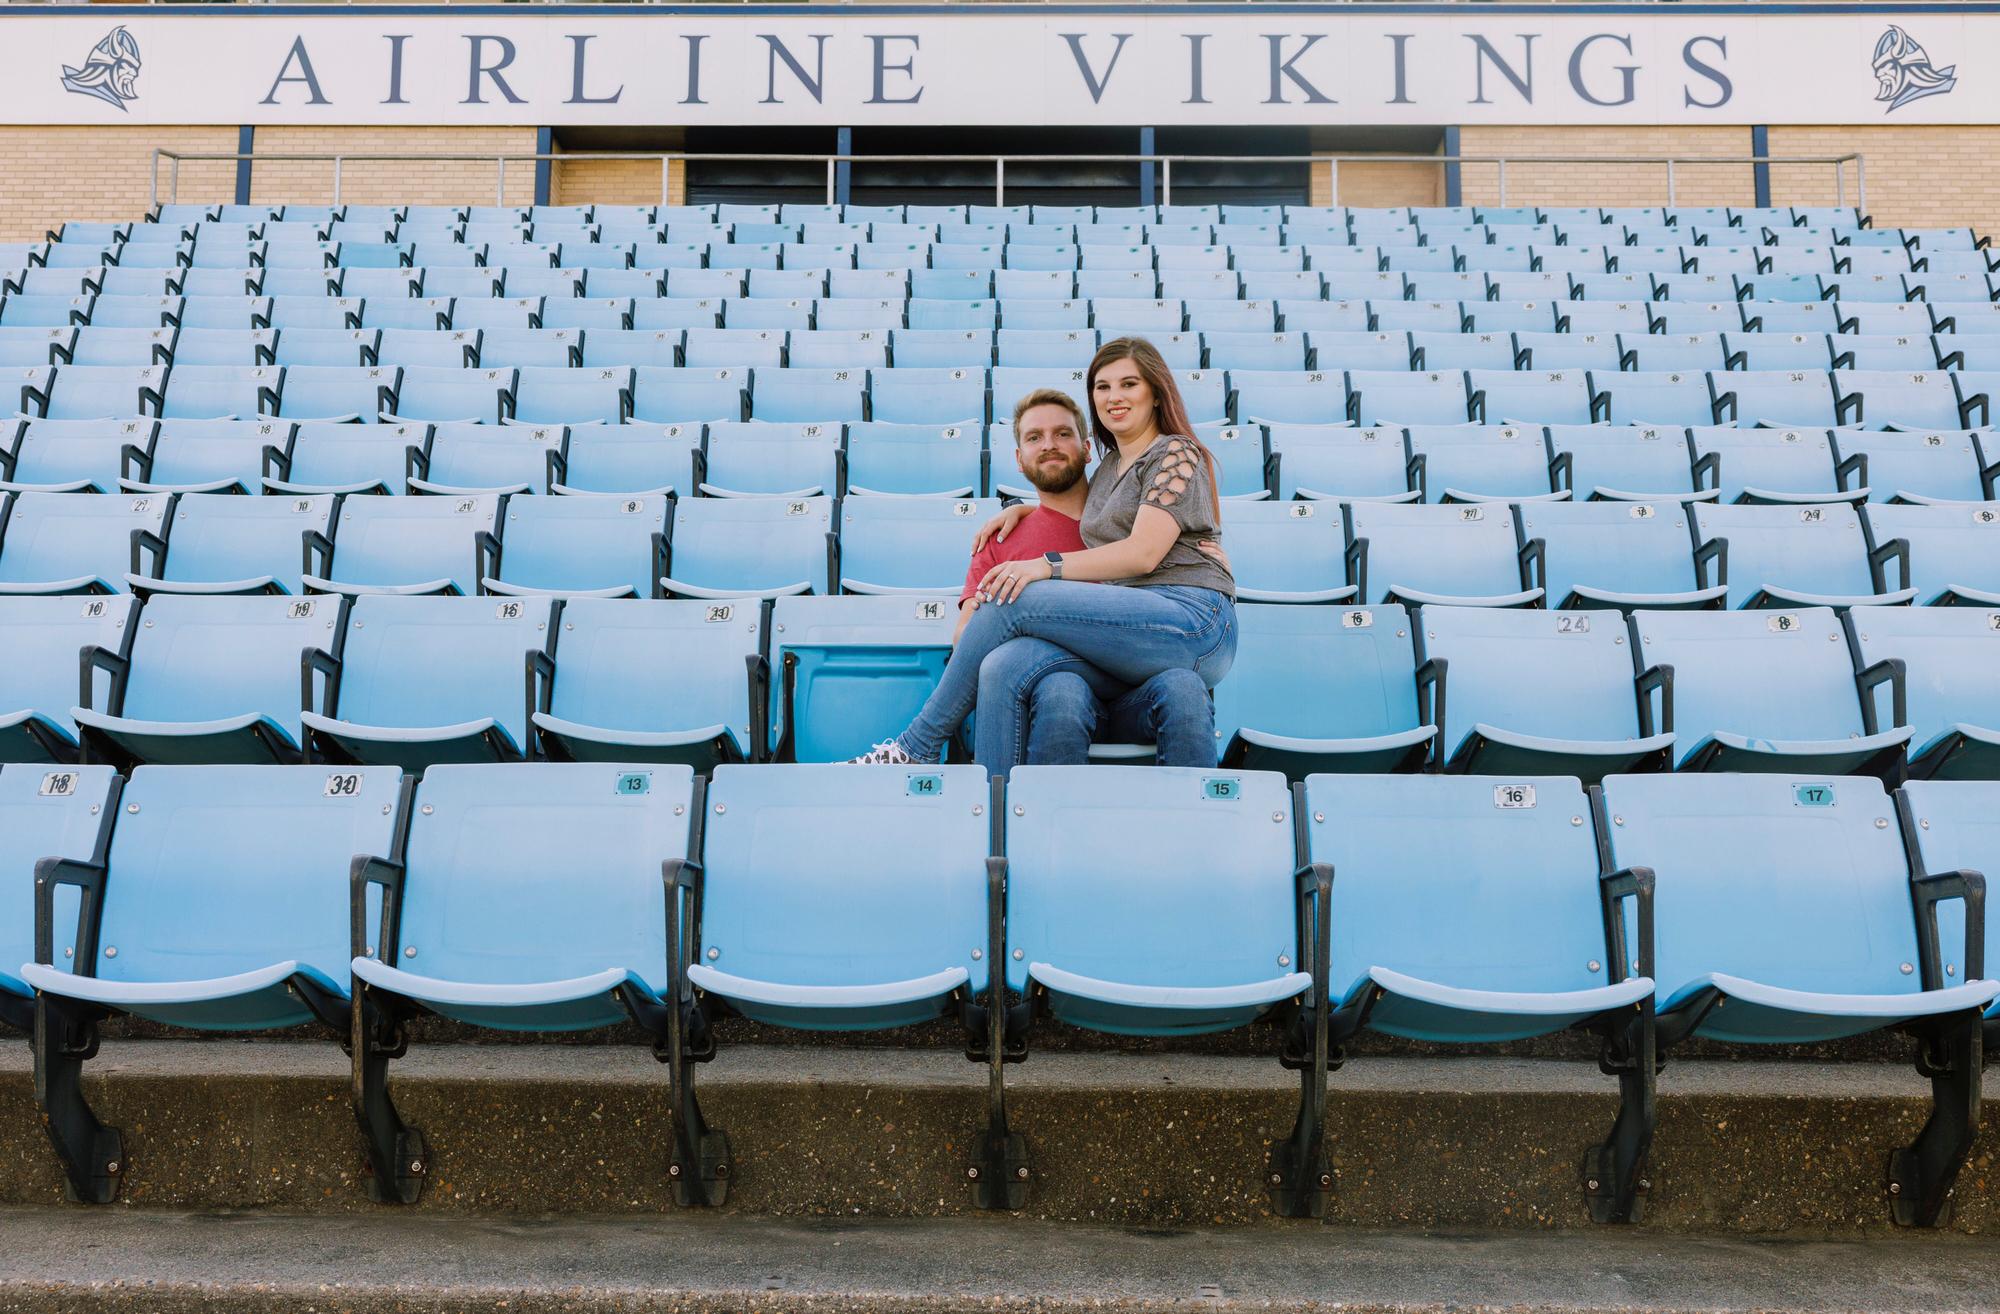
[1134,436,1213,531]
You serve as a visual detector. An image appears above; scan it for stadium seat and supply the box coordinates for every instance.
[1004,765,1328,1214]
[1832,370,1972,431]
[122,417,282,495]
[1467,368,1603,426]
[0,595,137,762]
[1193,422,1272,499]
[1832,429,1995,504]
[1687,425,1861,505]
[301,491,501,596]
[1416,604,1672,778]
[1300,772,1654,1220]
[300,593,551,767]
[1517,499,1725,610]
[845,421,985,497]
[1264,424,1412,502]
[632,367,750,423]
[684,327,785,368]
[23,762,402,1202]
[788,330,891,370]
[1847,607,1999,780]
[348,762,699,1203]
[1409,330,1517,372]
[1215,602,1432,776]
[1344,501,1539,606]
[869,366,986,424]
[65,325,173,366]
[660,494,834,599]
[1861,502,2000,606]
[0,760,117,1029]
[0,491,170,595]
[141,489,335,597]
[554,421,701,497]
[275,364,401,421]
[1513,330,1622,371]
[482,490,671,599]
[1627,607,1908,773]
[749,368,868,423]
[1595,770,1994,1225]
[1692,500,1914,609]
[580,329,682,370]
[39,364,164,420]
[1711,369,1844,427]
[513,365,634,425]
[378,329,477,370]
[1545,424,1703,504]
[172,327,279,367]
[1595,371,1719,427]
[0,417,154,493]
[1405,424,1568,503]
[411,421,566,495]
[389,366,517,423]
[1216,500,1351,603]
[1621,332,1733,374]
[0,326,75,367]
[269,419,428,496]
[765,595,956,760]
[1344,370,1472,425]
[477,328,581,369]
[1829,332,1942,372]
[699,421,843,497]
[1228,369,1346,425]
[836,496,1000,594]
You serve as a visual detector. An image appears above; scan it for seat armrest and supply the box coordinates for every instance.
[1854,656,1907,738]
[302,646,342,726]
[1597,864,1656,984]
[1635,662,1674,738]
[1414,656,1448,768]
[76,643,129,716]
[35,854,108,969]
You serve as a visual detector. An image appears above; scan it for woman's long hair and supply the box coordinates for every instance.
[1085,336,1221,512]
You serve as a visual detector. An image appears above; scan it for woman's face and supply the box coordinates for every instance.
[1092,357,1155,440]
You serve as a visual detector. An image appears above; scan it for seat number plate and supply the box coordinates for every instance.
[616,773,651,796]
[906,773,943,797]
[324,773,363,798]
[1203,777,1241,801]
[39,772,78,797]
[1793,784,1835,808]
[1494,784,1536,809]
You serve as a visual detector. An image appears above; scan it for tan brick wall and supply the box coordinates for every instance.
[1769,125,2000,234]
[0,126,237,240]
[550,155,677,209]
[1313,155,1444,210]
[250,126,537,210]
[1457,126,1755,210]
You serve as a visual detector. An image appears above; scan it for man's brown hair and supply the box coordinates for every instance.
[1010,387,1089,443]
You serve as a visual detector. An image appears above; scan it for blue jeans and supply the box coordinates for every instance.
[973,639,1216,773]
[896,581,1236,764]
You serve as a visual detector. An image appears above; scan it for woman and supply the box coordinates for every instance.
[849,337,1236,766]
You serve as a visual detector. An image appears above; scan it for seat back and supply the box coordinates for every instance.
[1687,425,1840,502]
[392,763,691,998]
[1216,499,1347,600]
[6,417,155,491]
[1599,772,1923,1019]
[1862,502,2000,603]
[560,421,700,496]
[1832,429,1987,503]
[1690,501,1877,606]
[632,366,750,424]
[1716,370,1837,426]
[1344,500,1524,603]
[91,764,400,994]
[1213,602,1420,748]
[0,763,117,994]
[1003,766,1298,1000]
[700,763,988,1001]
[285,420,426,494]
[159,491,334,593]
[1344,369,1471,426]
[1467,368,1596,425]
[1849,607,2000,761]
[844,422,984,497]
[667,495,833,595]
[326,492,501,593]
[869,366,986,424]
[1898,780,2000,979]
[1302,773,1610,1005]
[1629,607,1863,750]
[701,421,842,496]
[837,496,1000,593]
[392,366,515,423]
[0,492,170,592]
[0,595,137,755]
[770,594,955,761]
[1264,424,1406,501]
[548,597,760,750]
[119,593,341,745]
[146,418,290,493]
[1418,604,1644,755]
[425,421,564,493]
[1517,499,1703,605]
[332,594,553,744]
[1548,423,1696,499]
[1406,424,1552,501]
[497,492,667,598]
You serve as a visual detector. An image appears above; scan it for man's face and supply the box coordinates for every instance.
[1015,403,1089,494]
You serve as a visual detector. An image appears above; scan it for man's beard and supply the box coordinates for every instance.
[1023,452,1086,494]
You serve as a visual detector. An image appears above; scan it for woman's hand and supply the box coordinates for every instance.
[1197,539,1232,574]
[978,553,1053,605]
[971,502,1035,551]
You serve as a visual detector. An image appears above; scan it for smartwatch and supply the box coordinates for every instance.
[1043,551,1064,580]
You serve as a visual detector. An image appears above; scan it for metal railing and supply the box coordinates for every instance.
[150,149,1867,213]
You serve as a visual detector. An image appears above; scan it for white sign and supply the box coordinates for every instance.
[8,9,1981,126]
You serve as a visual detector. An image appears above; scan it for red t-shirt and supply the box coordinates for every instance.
[958,506,1087,607]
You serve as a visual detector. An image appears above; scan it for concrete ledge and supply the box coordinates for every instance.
[0,1042,1990,1233]
[0,1209,1997,1313]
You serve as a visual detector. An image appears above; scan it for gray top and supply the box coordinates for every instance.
[1078,434,1236,596]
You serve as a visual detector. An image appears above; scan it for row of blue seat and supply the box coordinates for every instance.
[5,760,1992,1223]
[3,590,1995,781]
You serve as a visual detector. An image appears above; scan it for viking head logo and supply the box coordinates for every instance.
[1873,25,1956,112]
[61,27,142,110]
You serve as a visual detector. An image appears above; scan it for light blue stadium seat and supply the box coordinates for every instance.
[2,295,94,329]
[0,417,154,494]
[816,300,907,331]
[348,762,698,1202]
[987,365,1088,428]
[0,492,169,595]
[0,595,135,761]
[142,489,334,597]
[1711,369,1844,427]
[476,327,580,369]
[1406,424,1568,503]
[1190,422,1271,499]
[483,492,669,599]
[269,295,365,333]
[535,597,762,767]
[411,421,565,495]
[272,364,400,422]
[1345,500,1538,607]
[1833,370,1970,431]
[845,421,985,497]
[1513,329,1623,371]
[40,363,164,420]
[1228,369,1347,426]
[1895,779,2000,1028]
[1833,430,1994,504]
[1687,424,1860,506]
[1417,605,1672,779]
[906,299,996,331]
[869,366,986,425]
[69,592,339,765]
[302,491,500,596]
[22,762,402,1200]
[749,368,867,423]
[553,421,699,497]
[699,420,843,498]
[122,417,283,495]
[632,366,750,423]
[1516,499,1724,611]
[1620,333,1732,374]
[788,330,890,370]
[1343,370,1471,426]
[378,329,477,370]
[837,496,1000,595]
[0,761,116,1028]
[1369,301,1465,337]
[661,494,833,599]
[1216,602,1432,776]
[301,593,551,767]
[1278,301,1368,333]
[683,327,785,369]
[993,328,1097,369]
[1690,501,1912,608]
[766,596,955,760]
[65,325,173,366]
[1830,332,1940,372]
[538,298,632,332]
[892,328,992,368]
[389,366,516,423]
[1594,370,1718,427]
[171,327,279,368]
[269,419,427,496]
[580,328,681,370]
[1863,500,2000,606]
[1847,607,1999,781]
[512,365,633,425]
[1216,499,1352,604]
[1547,424,1706,504]
[1466,368,1602,426]
[1628,607,1908,773]
[1408,330,1516,372]
[1264,424,1412,502]
[0,326,74,366]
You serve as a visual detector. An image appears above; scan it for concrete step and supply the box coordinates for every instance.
[3,1041,1989,1233]
[0,1208,1996,1313]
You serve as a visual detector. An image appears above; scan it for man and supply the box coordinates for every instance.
[955,388,1216,771]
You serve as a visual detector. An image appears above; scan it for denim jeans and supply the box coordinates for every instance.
[896,582,1236,764]
[972,638,1216,774]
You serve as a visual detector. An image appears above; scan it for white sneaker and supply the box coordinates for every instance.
[846,739,918,765]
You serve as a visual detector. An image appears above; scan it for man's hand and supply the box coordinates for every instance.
[971,502,1035,551]
[978,553,1054,605]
